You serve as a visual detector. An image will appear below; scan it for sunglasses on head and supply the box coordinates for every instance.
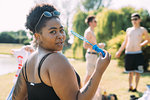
[131,17,138,21]
[35,10,60,32]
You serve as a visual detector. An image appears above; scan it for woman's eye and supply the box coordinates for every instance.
[60,29,64,33]
[50,30,56,34]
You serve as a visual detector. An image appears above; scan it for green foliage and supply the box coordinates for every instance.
[64,26,70,46]
[107,30,126,58]
[72,11,88,59]
[142,41,150,71]
[95,8,122,42]
[95,7,136,42]
[23,39,31,45]
[62,26,71,53]
[107,30,126,66]
[70,6,150,60]
[0,30,30,44]
[138,9,150,32]
[81,0,103,11]
[0,32,16,43]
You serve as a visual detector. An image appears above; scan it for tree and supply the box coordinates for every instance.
[0,32,16,43]
[0,30,30,44]
[81,0,111,11]
[72,10,88,59]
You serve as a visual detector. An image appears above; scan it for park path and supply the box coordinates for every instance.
[0,54,17,75]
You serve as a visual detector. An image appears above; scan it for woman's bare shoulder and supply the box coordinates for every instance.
[44,52,71,69]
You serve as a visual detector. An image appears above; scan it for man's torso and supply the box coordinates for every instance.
[85,27,97,52]
[126,27,145,52]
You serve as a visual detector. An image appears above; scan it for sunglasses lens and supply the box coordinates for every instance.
[131,18,138,21]
[44,11,52,17]
[53,11,60,16]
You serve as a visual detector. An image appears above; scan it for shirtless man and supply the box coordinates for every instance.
[83,15,105,84]
[116,13,150,92]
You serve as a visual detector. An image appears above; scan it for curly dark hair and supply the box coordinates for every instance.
[25,4,59,34]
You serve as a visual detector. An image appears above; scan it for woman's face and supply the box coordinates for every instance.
[38,18,66,51]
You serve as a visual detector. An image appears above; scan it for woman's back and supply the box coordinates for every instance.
[23,52,60,100]
[24,52,81,100]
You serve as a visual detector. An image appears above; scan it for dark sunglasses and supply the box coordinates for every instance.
[35,11,60,32]
[131,18,138,21]
[94,20,97,23]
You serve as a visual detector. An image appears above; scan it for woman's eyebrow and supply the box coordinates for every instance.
[48,26,63,30]
[48,27,57,30]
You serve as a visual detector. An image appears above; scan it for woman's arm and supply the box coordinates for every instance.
[12,67,28,100]
[46,52,111,100]
[78,51,111,100]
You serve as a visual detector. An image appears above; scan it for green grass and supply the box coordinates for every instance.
[0,73,15,100]
[0,59,150,100]
[0,43,23,55]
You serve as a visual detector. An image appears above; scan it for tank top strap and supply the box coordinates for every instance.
[38,53,52,83]
[24,60,28,81]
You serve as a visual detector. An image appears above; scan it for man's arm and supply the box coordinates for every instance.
[83,32,96,50]
[115,34,128,58]
[12,67,28,100]
[140,28,150,47]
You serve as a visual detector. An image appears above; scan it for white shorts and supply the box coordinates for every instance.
[85,52,98,75]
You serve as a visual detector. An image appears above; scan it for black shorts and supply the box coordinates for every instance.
[125,53,144,73]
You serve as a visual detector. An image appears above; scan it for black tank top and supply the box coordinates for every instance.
[23,53,81,100]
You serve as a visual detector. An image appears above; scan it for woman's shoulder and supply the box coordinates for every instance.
[44,52,71,69]
[48,52,67,61]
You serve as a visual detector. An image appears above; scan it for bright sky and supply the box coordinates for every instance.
[0,0,150,32]
[109,0,150,11]
[0,0,34,32]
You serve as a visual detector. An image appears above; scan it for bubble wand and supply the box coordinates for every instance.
[71,30,105,57]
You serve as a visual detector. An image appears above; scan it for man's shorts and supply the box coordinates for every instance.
[125,53,144,73]
[85,52,98,75]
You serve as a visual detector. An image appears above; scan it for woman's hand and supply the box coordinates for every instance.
[96,50,111,74]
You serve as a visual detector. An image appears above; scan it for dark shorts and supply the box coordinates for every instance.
[125,53,144,73]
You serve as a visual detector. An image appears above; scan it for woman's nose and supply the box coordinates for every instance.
[57,32,64,39]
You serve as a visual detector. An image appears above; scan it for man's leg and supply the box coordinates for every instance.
[135,72,140,90]
[84,62,95,84]
[129,72,134,91]
[84,53,97,85]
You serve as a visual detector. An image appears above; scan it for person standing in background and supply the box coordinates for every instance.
[7,45,34,100]
[83,15,105,84]
[115,13,150,92]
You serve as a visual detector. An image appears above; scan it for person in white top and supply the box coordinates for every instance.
[7,45,34,100]
[11,45,35,83]
[116,13,150,92]
[83,15,105,85]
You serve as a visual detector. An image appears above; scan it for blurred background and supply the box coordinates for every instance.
[0,0,150,100]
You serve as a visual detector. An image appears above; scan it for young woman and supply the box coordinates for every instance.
[12,4,111,100]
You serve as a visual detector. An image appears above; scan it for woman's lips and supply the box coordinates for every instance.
[56,41,64,45]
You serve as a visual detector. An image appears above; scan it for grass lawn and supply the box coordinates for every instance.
[0,59,149,100]
[0,43,23,55]
[0,72,15,100]
[72,59,150,100]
